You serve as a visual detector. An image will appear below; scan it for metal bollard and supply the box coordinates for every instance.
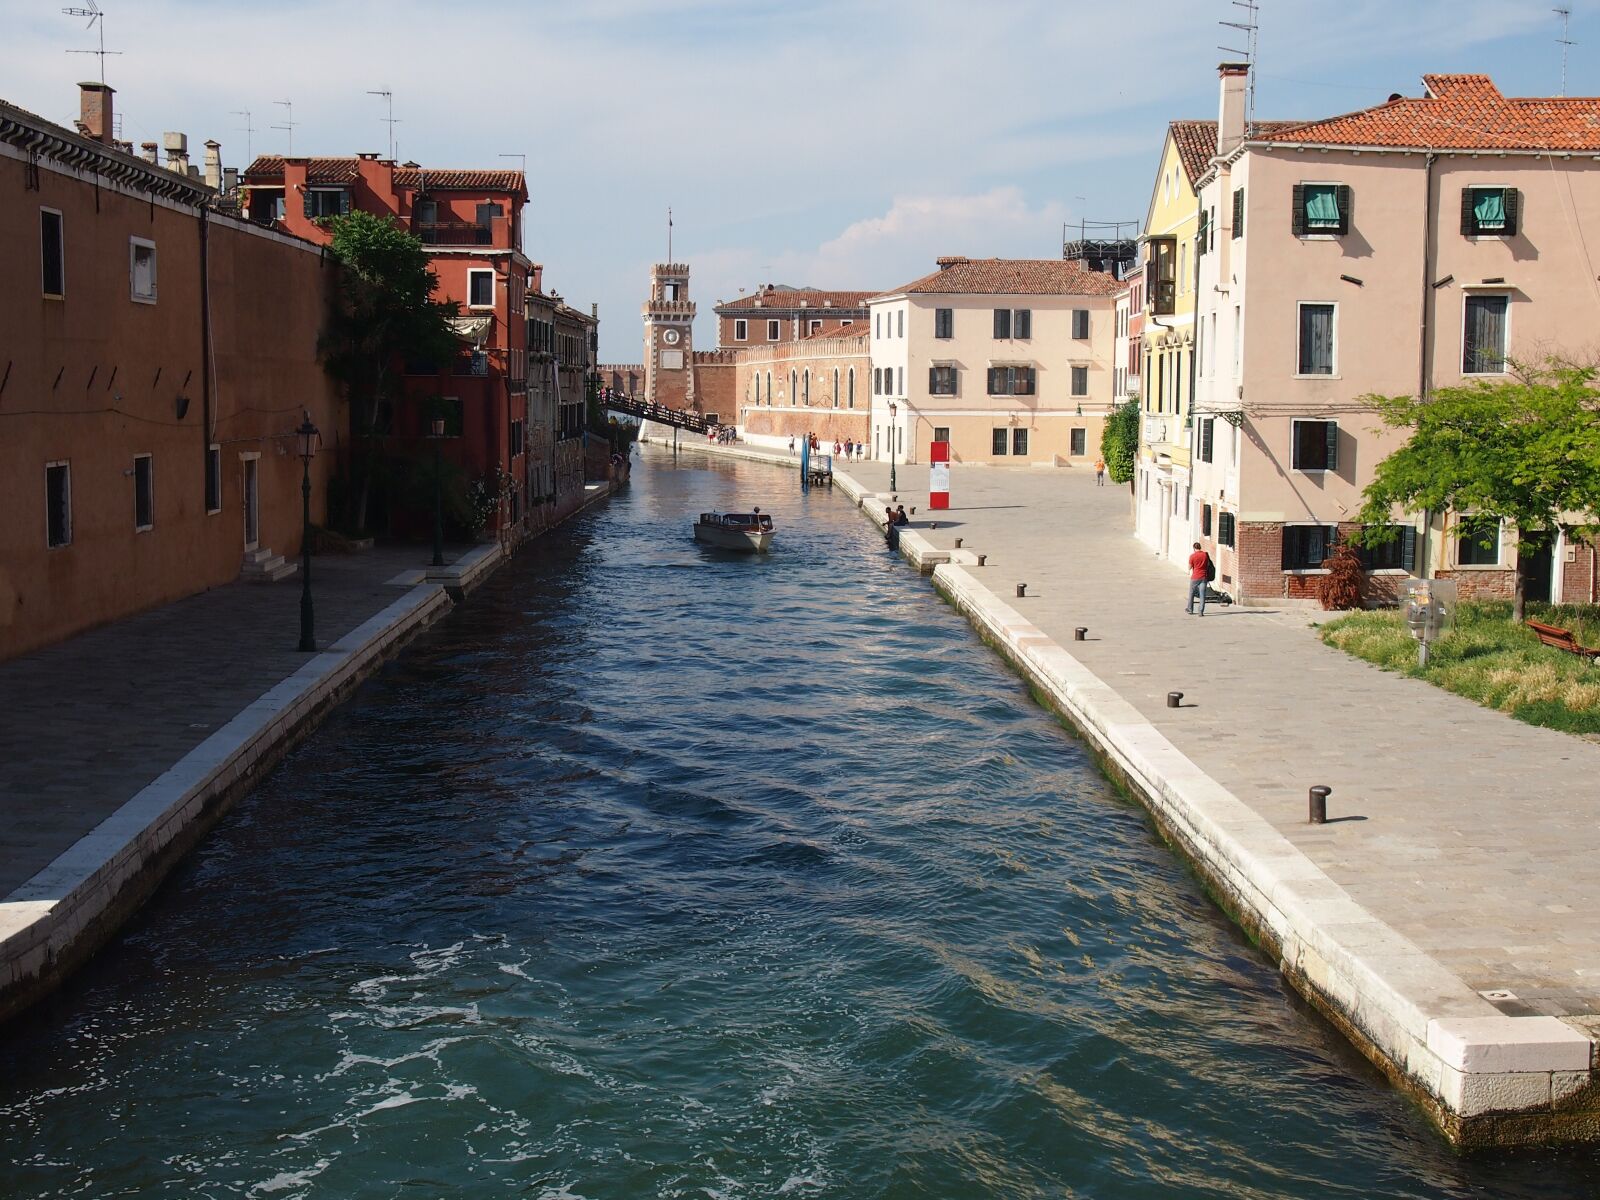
[1016,583,1027,598]
[1074,627,1087,641]
[1309,785,1331,825]
[1167,691,1183,708]
[955,537,963,548]
[977,554,986,566]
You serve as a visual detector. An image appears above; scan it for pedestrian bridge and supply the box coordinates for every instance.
[605,393,708,434]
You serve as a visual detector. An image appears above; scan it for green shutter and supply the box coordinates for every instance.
[1232,187,1245,238]
[1461,188,1477,236]
[1325,422,1339,472]
[302,189,314,219]
[339,190,351,215]
[1336,184,1353,234]
[1197,209,1208,254]
[1402,526,1417,574]
[1281,525,1294,568]
[1292,183,1306,236]
[1503,189,1520,237]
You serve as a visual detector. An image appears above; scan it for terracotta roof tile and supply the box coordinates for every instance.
[715,289,876,313]
[242,155,525,194]
[888,258,1122,298]
[1256,74,1600,151]
[1170,120,1217,185]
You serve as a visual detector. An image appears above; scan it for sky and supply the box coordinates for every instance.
[6,0,1597,360]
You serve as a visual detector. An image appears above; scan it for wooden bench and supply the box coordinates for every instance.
[1527,619,1600,663]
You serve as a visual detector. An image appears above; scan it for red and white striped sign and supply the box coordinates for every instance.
[929,440,950,510]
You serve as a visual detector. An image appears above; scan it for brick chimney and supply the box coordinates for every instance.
[936,255,969,270]
[140,141,158,164]
[1217,62,1249,158]
[203,140,222,190]
[78,82,114,144]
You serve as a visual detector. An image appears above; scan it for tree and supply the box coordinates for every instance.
[1100,399,1139,485]
[319,211,459,533]
[1354,361,1600,623]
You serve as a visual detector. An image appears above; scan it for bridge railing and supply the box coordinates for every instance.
[605,393,709,434]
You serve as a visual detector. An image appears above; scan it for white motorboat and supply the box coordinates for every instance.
[693,509,774,552]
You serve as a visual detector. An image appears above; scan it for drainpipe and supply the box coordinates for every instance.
[1415,152,1438,578]
[199,205,214,505]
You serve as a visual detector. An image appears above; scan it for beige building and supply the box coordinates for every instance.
[867,257,1119,468]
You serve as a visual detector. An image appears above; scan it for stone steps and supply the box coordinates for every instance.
[239,548,297,583]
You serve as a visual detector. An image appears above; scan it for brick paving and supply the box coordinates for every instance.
[0,544,474,897]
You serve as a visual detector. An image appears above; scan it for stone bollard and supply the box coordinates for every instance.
[1309,785,1331,825]
[1016,583,1027,598]
[1074,627,1087,641]
[977,555,987,567]
[1167,691,1183,708]
[955,537,963,548]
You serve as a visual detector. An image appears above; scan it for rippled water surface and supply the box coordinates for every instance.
[3,448,1597,1199]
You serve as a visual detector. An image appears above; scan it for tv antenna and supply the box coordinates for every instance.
[62,2,121,85]
[367,89,398,160]
[667,206,673,264]
[232,109,255,162]
[1220,0,1261,132]
[271,98,296,155]
[1555,7,1575,97]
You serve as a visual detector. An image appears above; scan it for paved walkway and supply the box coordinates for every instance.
[0,544,479,897]
[830,459,1600,1024]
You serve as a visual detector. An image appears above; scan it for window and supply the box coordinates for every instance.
[1232,187,1245,239]
[933,426,950,443]
[41,209,64,298]
[1297,303,1336,375]
[897,367,904,395]
[45,462,71,548]
[929,366,958,396]
[415,198,438,224]
[809,319,823,335]
[1202,504,1213,537]
[898,310,904,338]
[468,269,494,309]
[1462,187,1520,237]
[206,445,221,514]
[476,202,504,228]
[304,189,349,219]
[1293,183,1351,235]
[129,238,157,304]
[874,367,882,395]
[1070,428,1087,456]
[1358,525,1418,572]
[734,319,748,341]
[790,370,797,403]
[1463,294,1509,375]
[1071,366,1089,396]
[992,428,1009,455]
[803,370,810,405]
[134,454,154,531]
[1197,208,1209,255]
[1198,418,1215,463]
[1291,419,1339,472]
[1072,309,1089,340]
[993,309,1012,339]
[510,419,525,458]
[1014,309,1031,339]
[754,373,762,403]
[935,308,953,339]
[1282,524,1337,570]
[767,319,780,340]
[986,366,1036,395]
[848,368,855,408]
[1217,511,1236,548]
[1013,428,1029,456]
[1456,518,1500,566]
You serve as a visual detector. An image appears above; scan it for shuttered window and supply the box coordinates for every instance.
[46,463,71,548]
[928,366,958,396]
[993,309,1011,338]
[1292,183,1351,235]
[1291,419,1339,472]
[1461,188,1519,237]
[1071,366,1088,396]
[133,454,154,531]
[935,308,953,338]
[41,209,64,297]
[1282,525,1337,570]
[1357,525,1418,572]
[1297,304,1336,375]
[1014,309,1032,339]
[1196,209,1209,256]
[1463,294,1509,374]
[986,366,1036,395]
[1072,309,1090,339]
[1201,504,1213,537]
[1070,428,1087,456]
[1198,417,1215,463]
[1217,511,1236,548]
[1232,187,1245,238]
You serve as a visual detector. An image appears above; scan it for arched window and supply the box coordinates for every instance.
[754,373,760,403]
[848,368,856,408]
[790,370,797,404]
[766,371,772,404]
[803,370,810,405]
[833,369,840,407]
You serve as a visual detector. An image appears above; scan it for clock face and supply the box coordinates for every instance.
[663,329,681,346]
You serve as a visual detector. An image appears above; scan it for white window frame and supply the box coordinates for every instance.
[41,207,65,299]
[467,268,495,311]
[809,319,823,335]
[766,318,780,340]
[133,452,154,532]
[129,237,158,305]
[1294,300,1339,379]
[1462,290,1511,377]
[206,443,222,514]
[734,318,748,341]
[45,460,71,549]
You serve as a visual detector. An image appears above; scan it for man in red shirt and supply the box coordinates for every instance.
[1186,541,1211,616]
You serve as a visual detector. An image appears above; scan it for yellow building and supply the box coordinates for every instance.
[1133,120,1213,565]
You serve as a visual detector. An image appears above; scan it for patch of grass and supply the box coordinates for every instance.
[1320,601,1600,735]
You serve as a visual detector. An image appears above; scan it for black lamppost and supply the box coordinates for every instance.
[428,415,446,567]
[887,399,898,493]
[296,413,320,652]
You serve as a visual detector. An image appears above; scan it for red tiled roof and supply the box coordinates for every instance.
[1256,74,1600,151]
[802,324,868,341]
[715,289,876,313]
[242,155,525,194]
[1170,120,1217,185]
[889,258,1123,298]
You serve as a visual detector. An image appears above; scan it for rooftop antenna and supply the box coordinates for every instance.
[367,89,398,160]
[1075,195,1087,242]
[1220,0,1261,132]
[232,109,255,162]
[271,98,296,155]
[62,2,121,85]
[1555,7,1574,97]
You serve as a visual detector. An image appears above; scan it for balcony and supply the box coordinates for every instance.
[1149,279,1176,316]
[417,220,494,246]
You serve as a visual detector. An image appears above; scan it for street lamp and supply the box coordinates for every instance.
[428,415,447,567]
[296,412,320,652]
[887,399,898,492]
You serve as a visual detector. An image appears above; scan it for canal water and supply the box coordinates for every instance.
[1,447,1594,1199]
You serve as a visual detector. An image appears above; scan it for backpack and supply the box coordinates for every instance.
[1204,553,1217,583]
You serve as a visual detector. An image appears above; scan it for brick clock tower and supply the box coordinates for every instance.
[643,262,695,409]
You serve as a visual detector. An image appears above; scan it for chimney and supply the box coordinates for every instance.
[936,255,969,270]
[222,166,239,192]
[140,141,158,164]
[1217,62,1249,158]
[77,82,114,144]
[163,131,189,175]
[203,139,222,190]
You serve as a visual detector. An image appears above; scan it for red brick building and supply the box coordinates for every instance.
[241,154,538,534]
[714,286,872,348]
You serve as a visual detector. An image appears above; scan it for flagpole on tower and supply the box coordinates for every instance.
[667,207,673,264]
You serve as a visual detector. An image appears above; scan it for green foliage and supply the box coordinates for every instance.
[1354,360,1600,621]
[1100,400,1139,484]
[1320,601,1600,734]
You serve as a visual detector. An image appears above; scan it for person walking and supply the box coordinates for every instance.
[788,435,796,455]
[1186,542,1212,616]
[1094,457,1106,487]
